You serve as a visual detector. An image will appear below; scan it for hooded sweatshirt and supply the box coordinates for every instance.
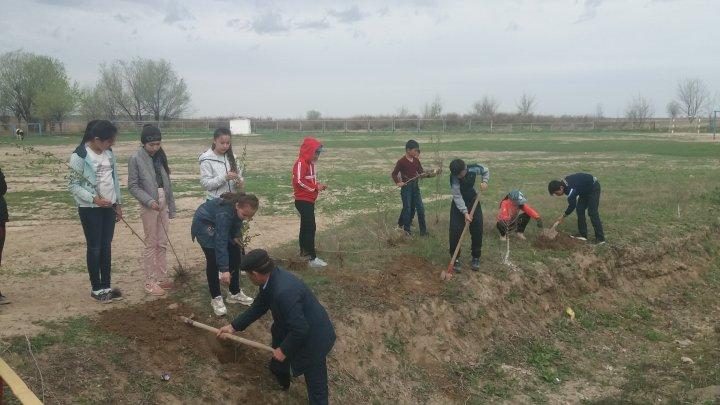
[496,196,540,222]
[198,148,243,200]
[292,137,323,203]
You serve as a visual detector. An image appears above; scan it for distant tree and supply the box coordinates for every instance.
[35,79,78,127]
[666,100,681,120]
[676,78,709,122]
[422,94,443,119]
[515,93,536,117]
[595,103,604,119]
[79,83,120,120]
[395,105,409,118]
[472,95,500,120]
[0,51,73,122]
[625,94,654,123]
[306,109,321,120]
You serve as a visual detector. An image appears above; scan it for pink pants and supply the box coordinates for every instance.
[140,189,170,284]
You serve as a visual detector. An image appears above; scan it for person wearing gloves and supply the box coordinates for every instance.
[199,127,244,200]
[496,190,542,241]
[128,124,177,296]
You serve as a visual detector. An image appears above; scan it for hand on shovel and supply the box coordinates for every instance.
[216,324,236,339]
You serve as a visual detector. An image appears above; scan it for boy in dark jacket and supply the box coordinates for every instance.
[292,137,328,268]
[548,173,605,244]
[0,167,8,304]
[448,159,489,273]
[390,139,438,235]
[218,249,336,405]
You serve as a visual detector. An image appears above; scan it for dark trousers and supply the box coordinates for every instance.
[576,182,605,241]
[398,182,426,234]
[496,213,531,236]
[295,200,317,259]
[0,222,5,267]
[449,201,483,259]
[271,358,329,405]
[78,207,115,291]
[201,244,242,298]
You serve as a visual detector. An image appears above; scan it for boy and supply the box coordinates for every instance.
[496,190,542,241]
[292,137,328,268]
[548,173,605,244]
[448,159,489,272]
[390,140,438,235]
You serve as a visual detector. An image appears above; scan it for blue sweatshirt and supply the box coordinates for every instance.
[563,173,598,216]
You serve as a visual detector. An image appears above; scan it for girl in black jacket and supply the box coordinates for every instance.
[0,167,9,304]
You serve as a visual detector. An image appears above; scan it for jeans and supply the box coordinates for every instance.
[78,207,116,291]
[449,200,483,259]
[295,200,317,259]
[576,182,605,241]
[398,182,426,234]
[496,213,530,236]
[202,244,242,298]
[140,189,170,284]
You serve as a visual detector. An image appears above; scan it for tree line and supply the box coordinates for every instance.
[0,51,191,127]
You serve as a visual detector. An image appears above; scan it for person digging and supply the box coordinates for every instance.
[448,159,489,273]
[548,173,605,245]
[496,190,542,241]
[217,249,336,405]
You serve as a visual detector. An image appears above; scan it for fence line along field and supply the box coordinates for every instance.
[1,130,719,403]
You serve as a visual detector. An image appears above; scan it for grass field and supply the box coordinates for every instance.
[1,130,719,403]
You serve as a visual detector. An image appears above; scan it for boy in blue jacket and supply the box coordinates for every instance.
[548,173,605,244]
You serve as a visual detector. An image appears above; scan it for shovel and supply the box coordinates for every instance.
[441,191,481,281]
[178,316,274,353]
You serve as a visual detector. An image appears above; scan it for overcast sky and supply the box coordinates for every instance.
[1,0,718,118]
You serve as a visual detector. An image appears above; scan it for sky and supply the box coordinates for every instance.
[1,0,718,118]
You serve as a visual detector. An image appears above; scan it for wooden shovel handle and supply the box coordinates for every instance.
[446,191,482,274]
[178,316,275,353]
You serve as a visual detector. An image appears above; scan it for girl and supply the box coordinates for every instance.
[0,166,8,304]
[496,190,542,241]
[292,137,328,268]
[199,128,244,200]
[128,124,177,296]
[191,192,257,316]
[69,120,123,303]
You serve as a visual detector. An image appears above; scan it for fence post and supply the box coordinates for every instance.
[276,121,279,133]
[417,119,420,133]
[468,119,472,132]
[322,120,326,133]
[490,120,493,133]
[367,120,371,133]
[392,119,395,132]
[344,120,348,133]
[442,119,446,133]
[530,123,533,132]
[300,121,303,132]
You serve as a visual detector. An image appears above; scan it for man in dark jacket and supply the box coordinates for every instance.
[548,173,605,244]
[0,167,9,304]
[217,249,336,404]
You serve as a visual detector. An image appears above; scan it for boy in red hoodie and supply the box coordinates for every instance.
[496,190,542,241]
[292,137,328,268]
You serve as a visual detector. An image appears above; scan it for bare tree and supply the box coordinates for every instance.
[306,109,321,120]
[79,83,120,120]
[516,93,536,117]
[395,105,409,118]
[472,95,500,120]
[99,61,142,121]
[677,78,709,122]
[666,100,681,120]
[595,103,604,119]
[138,59,191,121]
[422,94,443,119]
[625,94,654,123]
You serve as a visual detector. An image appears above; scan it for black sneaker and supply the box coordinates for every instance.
[452,260,462,274]
[0,294,10,305]
[90,291,112,303]
[471,257,481,271]
[570,234,588,241]
[108,288,124,301]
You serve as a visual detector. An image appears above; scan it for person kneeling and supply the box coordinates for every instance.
[496,190,542,241]
[217,249,336,405]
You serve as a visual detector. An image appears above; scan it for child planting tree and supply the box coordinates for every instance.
[292,137,328,268]
[199,128,244,200]
[390,139,439,236]
[0,165,8,304]
[191,192,258,316]
[448,158,489,273]
[496,189,542,241]
[68,120,123,303]
[128,124,177,296]
[548,173,605,245]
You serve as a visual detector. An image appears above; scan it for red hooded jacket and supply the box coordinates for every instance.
[292,137,323,202]
[496,197,540,222]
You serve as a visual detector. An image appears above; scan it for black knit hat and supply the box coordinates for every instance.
[240,249,275,274]
[141,124,162,144]
[405,139,420,150]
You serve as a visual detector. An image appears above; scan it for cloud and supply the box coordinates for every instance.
[113,13,130,23]
[247,11,291,34]
[327,5,365,24]
[295,18,331,31]
[506,22,519,31]
[164,1,194,25]
[576,0,603,23]
[377,6,390,16]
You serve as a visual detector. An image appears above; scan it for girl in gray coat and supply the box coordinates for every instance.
[128,124,177,296]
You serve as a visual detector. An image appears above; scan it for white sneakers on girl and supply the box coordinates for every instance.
[211,296,227,316]
[227,290,254,306]
[308,257,327,268]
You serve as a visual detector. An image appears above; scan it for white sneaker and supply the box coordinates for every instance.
[227,290,254,306]
[308,257,327,268]
[211,296,227,316]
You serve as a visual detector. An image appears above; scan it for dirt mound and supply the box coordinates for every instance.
[533,231,585,250]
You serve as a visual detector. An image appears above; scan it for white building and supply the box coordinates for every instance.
[229,118,252,135]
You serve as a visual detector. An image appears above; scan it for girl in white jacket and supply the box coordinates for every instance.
[199,128,244,200]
